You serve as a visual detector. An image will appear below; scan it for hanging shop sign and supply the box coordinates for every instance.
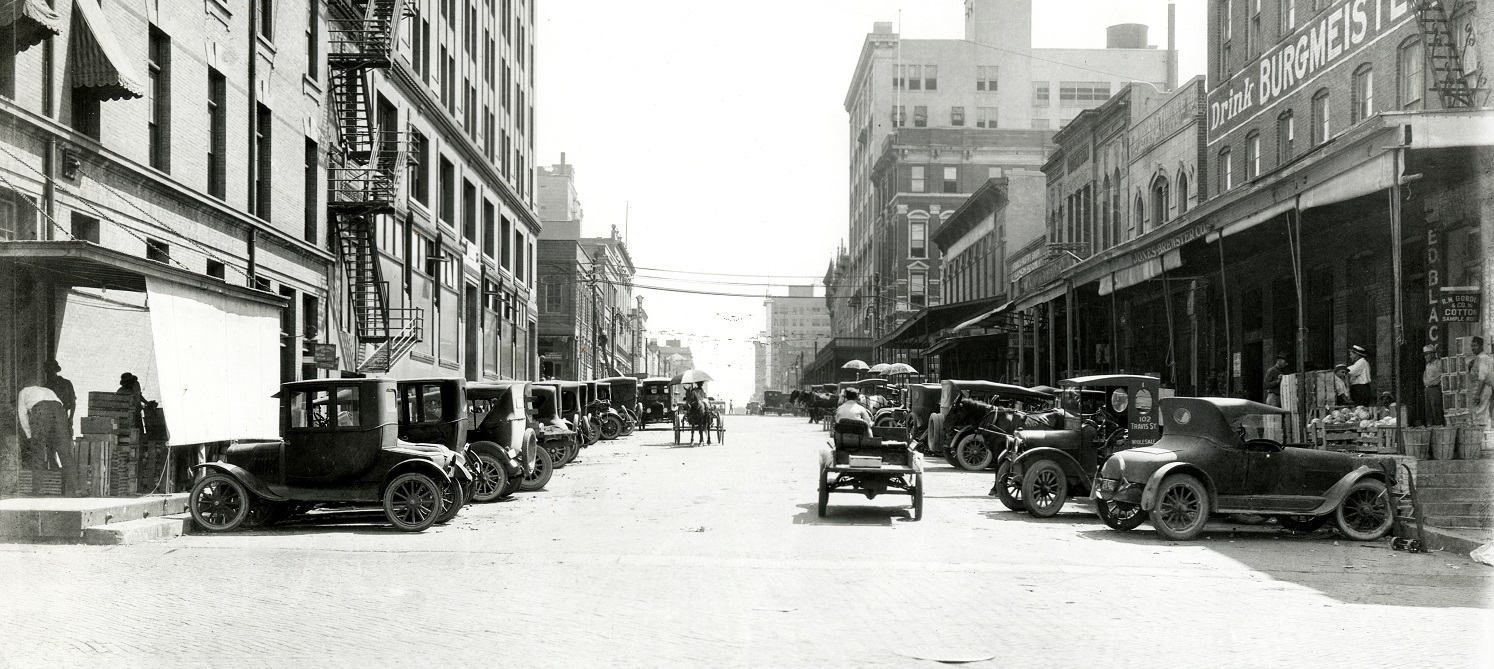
[313,344,339,370]
[1206,0,1416,143]
[1426,227,1445,350]
[1438,288,1482,323]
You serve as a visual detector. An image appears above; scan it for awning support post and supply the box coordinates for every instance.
[1288,202,1309,442]
[1218,236,1233,394]
[1390,146,1406,452]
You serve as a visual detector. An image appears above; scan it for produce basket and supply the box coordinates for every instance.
[1401,428,1431,460]
[1456,428,1487,460]
[1431,427,1458,460]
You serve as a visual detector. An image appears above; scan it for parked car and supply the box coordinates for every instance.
[934,380,1055,471]
[466,381,550,499]
[1092,396,1397,540]
[1002,374,1160,517]
[639,378,674,429]
[599,376,641,437]
[396,378,475,523]
[530,384,579,467]
[189,378,472,533]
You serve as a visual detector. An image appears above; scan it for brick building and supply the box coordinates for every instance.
[0,0,540,497]
[756,285,830,397]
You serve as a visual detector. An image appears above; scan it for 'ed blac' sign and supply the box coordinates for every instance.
[1207,0,1415,142]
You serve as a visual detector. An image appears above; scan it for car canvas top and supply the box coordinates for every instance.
[1060,374,1160,387]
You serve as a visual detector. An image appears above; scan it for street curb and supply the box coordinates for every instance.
[82,513,193,545]
[1421,524,1494,559]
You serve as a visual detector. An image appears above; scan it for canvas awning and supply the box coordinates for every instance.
[68,0,144,100]
[0,0,62,51]
[875,297,1002,349]
[1012,282,1066,312]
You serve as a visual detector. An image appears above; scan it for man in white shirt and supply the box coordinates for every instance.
[834,388,874,427]
[1471,336,1494,428]
[1347,345,1374,407]
[17,382,76,496]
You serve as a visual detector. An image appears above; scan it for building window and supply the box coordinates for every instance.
[1278,0,1296,35]
[910,166,925,193]
[1399,38,1423,108]
[1276,110,1295,163]
[906,64,921,90]
[1219,148,1233,192]
[70,212,99,243]
[1246,130,1261,178]
[1177,170,1190,215]
[892,105,906,127]
[146,238,170,264]
[942,167,957,193]
[923,65,937,90]
[207,70,226,199]
[307,0,319,80]
[1248,2,1260,56]
[1351,64,1373,122]
[439,156,455,226]
[1311,89,1330,145]
[500,215,511,269]
[976,107,998,128]
[909,219,926,258]
[1132,195,1145,238]
[1150,175,1169,231]
[147,27,171,172]
[950,106,965,126]
[1031,118,1050,129]
[1059,82,1110,107]
[207,259,225,279]
[482,200,495,258]
[976,65,997,91]
[462,180,477,244]
[70,88,100,140]
[258,0,274,41]
[913,105,927,127]
[1032,81,1049,106]
[254,103,272,220]
[412,130,430,204]
[304,138,318,244]
[910,271,926,308]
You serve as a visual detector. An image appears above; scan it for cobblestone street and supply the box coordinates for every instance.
[1,416,1491,668]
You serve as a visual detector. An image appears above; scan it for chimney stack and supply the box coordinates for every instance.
[1167,3,1178,90]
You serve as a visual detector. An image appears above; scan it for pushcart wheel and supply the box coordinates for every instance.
[912,474,924,521]
[817,468,829,518]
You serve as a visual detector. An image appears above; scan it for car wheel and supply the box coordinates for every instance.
[468,448,509,503]
[1022,460,1068,518]
[519,445,554,492]
[1334,479,1394,541]
[911,474,923,521]
[956,433,995,471]
[600,415,623,440]
[1149,473,1209,541]
[436,478,464,525]
[383,472,442,532]
[993,459,1025,512]
[190,473,251,532]
[1096,499,1146,531]
[562,439,581,466]
[817,467,829,518]
[1276,514,1330,532]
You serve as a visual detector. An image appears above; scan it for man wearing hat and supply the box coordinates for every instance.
[1422,344,1444,426]
[1347,345,1374,407]
[1263,353,1288,407]
[1472,336,1494,428]
[17,371,76,496]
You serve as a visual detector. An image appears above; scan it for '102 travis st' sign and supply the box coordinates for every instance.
[1207,0,1416,143]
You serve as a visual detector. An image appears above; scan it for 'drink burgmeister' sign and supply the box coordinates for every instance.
[1207,0,1415,143]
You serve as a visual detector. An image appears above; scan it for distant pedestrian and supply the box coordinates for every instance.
[17,378,77,496]
[1264,354,1287,407]
[1422,344,1444,426]
[1347,345,1374,407]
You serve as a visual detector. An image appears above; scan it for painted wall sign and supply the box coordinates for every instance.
[1426,227,1444,351]
[1206,0,1415,142]
[1130,82,1201,156]
[1438,290,1481,323]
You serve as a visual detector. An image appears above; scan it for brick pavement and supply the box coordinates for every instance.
[0,416,1491,668]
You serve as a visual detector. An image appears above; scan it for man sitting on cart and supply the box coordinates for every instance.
[835,388,874,436]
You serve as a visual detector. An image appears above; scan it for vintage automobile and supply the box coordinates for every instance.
[639,377,674,429]
[580,381,603,446]
[189,378,472,533]
[395,378,475,522]
[466,381,551,499]
[529,384,579,467]
[745,401,764,415]
[818,420,923,520]
[762,390,791,416]
[599,376,641,437]
[933,380,1056,471]
[904,383,944,445]
[538,381,591,458]
[1002,374,1160,517]
[1092,397,1397,541]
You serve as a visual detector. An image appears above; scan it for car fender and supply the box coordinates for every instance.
[193,462,286,501]
[1305,466,1387,516]
[1139,462,1218,512]
[1010,447,1087,486]
[381,459,452,497]
[467,440,520,477]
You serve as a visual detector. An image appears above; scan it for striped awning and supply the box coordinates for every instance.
[67,0,143,100]
[0,0,62,52]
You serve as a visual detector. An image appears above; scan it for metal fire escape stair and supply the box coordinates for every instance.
[1415,1,1484,109]
[326,0,421,374]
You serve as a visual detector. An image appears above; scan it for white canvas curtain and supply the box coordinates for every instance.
[145,278,280,444]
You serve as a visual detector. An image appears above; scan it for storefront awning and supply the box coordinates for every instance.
[1012,282,1066,312]
[68,0,144,100]
[875,297,1003,349]
[0,241,285,305]
[924,332,1005,358]
[0,0,63,51]
[950,300,1011,331]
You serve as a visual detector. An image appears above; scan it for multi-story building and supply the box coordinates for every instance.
[536,222,637,380]
[656,339,694,378]
[756,285,830,396]
[0,0,540,497]
[580,231,637,377]
[823,0,1175,378]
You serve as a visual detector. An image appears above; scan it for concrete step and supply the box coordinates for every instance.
[82,514,192,545]
[1416,486,1494,503]
[0,494,189,543]
[1418,459,1494,475]
[1416,472,1494,488]
[1421,526,1494,558]
[1423,501,1494,517]
[1423,514,1494,530]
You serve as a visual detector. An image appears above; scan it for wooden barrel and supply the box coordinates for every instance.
[1402,428,1432,460]
[1432,427,1458,460]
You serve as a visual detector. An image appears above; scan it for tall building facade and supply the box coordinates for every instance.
[762,285,830,395]
[0,0,540,497]
[815,0,1173,381]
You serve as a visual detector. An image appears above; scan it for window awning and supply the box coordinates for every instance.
[68,0,144,100]
[924,332,1005,358]
[0,0,63,52]
[950,300,1016,331]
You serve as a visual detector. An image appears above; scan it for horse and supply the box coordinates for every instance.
[684,395,714,445]
[794,390,836,423]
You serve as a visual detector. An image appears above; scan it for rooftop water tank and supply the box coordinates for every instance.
[1107,24,1149,49]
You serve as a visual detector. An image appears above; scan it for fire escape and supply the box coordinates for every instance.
[1416,1,1485,109]
[326,0,422,373]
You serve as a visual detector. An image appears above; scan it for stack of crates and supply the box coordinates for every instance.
[84,392,140,496]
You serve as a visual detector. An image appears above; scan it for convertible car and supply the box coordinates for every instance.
[1092,397,1397,541]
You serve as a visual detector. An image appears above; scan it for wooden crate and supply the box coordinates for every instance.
[17,470,62,496]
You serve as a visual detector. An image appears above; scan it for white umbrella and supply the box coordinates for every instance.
[886,362,919,376]
[869,363,892,374]
[671,369,714,385]
[841,359,870,371]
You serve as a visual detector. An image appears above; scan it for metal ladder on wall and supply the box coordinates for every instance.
[1415,1,1485,109]
[326,0,422,373]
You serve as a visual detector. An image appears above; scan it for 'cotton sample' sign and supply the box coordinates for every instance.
[1207,0,1416,142]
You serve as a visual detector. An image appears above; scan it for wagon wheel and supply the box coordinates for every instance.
[715,415,725,444]
[383,472,442,532]
[189,473,251,533]
[817,467,829,518]
[911,473,924,521]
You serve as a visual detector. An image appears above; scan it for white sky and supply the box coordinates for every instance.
[535,1,1207,404]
